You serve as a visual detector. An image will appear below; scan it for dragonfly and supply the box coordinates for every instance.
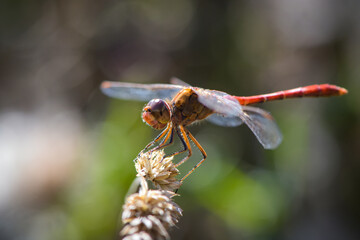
[101,78,347,182]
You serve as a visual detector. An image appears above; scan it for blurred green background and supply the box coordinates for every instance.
[0,0,359,239]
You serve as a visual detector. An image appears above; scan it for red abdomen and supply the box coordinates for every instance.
[234,84,348,106]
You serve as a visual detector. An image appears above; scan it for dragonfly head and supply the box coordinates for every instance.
[142,99,171,130]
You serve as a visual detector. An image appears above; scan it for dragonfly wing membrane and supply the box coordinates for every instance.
[240,106,282,149]
[193,88,243,117]
[206,113,243,127]
[101,81,183,101]
[169,77,192,87]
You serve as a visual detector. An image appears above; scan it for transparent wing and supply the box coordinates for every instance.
[100,81,183,101]
[192,88,243,117]
[169,77,192,87]
[206,113,243,127]
[240,106,282,149]
[170,79,243,126]
[182,86,281,148]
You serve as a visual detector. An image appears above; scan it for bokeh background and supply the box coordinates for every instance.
[0,0,359,239]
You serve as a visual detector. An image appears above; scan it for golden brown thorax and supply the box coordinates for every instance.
[171,88,213,126]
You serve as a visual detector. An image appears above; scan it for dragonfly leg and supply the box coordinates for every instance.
[173,125,192,167]
[137,123,171,158]
[180,129,207,183]
[150,125,174,153]
[164,126,190,159]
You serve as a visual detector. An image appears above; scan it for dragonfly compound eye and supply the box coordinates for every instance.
[142,99,170,130]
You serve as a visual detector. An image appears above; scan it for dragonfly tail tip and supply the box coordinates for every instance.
[339,87,348,95]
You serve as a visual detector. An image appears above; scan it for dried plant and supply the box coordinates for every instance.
[135,150,182,191]
[121,178,182,240]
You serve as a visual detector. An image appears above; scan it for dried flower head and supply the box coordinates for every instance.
[135,150,181,191]
[121,178,183,240]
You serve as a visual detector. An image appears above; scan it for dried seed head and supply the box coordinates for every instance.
[121,179,183,240]
[135,150,181,191]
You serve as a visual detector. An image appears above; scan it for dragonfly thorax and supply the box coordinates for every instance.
[142,99,171,130]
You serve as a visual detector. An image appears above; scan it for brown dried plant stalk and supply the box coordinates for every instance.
[135,150,182,191]
[121,151,183,239]
[121,177,182,240]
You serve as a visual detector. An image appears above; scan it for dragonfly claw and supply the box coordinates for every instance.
[159,155,166,163]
